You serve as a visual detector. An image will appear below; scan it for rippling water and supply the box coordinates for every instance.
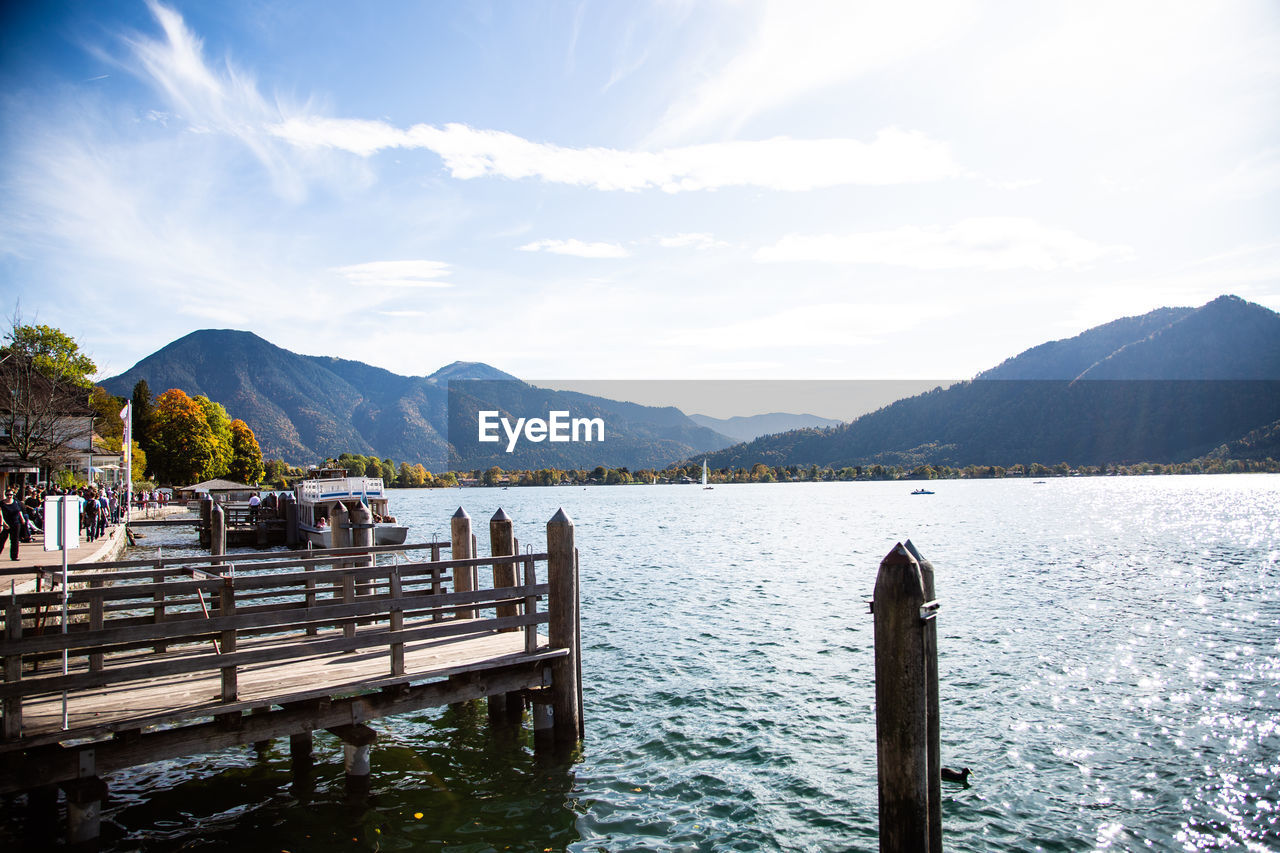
[7,475,1279,851]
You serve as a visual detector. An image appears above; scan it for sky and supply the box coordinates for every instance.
[1,1,1278,418]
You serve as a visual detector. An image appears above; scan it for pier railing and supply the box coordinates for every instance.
[0,541,553,744]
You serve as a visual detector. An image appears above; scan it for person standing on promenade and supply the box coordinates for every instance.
[0,489,26,560]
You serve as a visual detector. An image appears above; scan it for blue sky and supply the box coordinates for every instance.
[2,1,1278,413]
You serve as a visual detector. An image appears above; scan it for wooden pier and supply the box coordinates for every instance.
[0,507,581,846]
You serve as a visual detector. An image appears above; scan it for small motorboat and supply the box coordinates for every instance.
[911,488,935,495]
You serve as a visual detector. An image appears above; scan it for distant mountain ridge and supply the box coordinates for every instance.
[101,331,732,468]
[700,295,1280,470]
[688,412,844,443]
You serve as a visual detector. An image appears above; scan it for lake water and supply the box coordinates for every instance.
[8,475,1280,851]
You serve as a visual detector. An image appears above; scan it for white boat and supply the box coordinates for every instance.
[703,459,713,490]
[295,474,408,548]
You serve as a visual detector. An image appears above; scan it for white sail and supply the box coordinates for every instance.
[702,459,709,487]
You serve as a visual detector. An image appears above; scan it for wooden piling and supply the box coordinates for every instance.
[546,508,581,747]
[282,493,299,547]
[873,542,930,851]
[451,508,474,619]
[906,540,942,853]
[350,502,374,568]
[488,509,523,729]
[490,509,517,628]
[3,597,22,739]
[210,503,226,565]
[62,775,108,848]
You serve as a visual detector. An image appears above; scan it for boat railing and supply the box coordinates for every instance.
[297,477,385,502]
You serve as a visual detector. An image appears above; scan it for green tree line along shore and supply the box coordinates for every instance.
[7,323,1277,491]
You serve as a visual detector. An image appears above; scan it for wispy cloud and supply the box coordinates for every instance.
[120,4,964,196]
[647,0,977,144]
[755,217,1129,271]
[657,232,730,250]
[334,260,453,288]
[269,120,962,192]
[519,239,630,258]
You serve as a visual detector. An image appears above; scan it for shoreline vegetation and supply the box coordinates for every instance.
[262,453,1280,491]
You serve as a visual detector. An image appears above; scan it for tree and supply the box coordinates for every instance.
[227,419,264,484]
[2,323,96,388]
[194,396,232,479]
[89,386,126,444]
[132,380,155,457]
[0,322,95,472]
[149,389,219,485]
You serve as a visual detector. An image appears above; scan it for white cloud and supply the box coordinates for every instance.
[334,260,453,288]
[519,239,630,259]
[270,119,963,192]
[755,217,1129,271]
[648,0,977,144]
[1209,147,1280,199]
[657,232,729,249]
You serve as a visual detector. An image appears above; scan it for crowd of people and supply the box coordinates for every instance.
[0,482,170,560]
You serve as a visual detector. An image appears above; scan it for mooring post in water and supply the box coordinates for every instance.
[546,508,582,748]
[487,509,523,729]
[451,508,474,618]
[905,539,942,853]
[281,492,299,547]
[61,775,108,849]
[200,497,213,548]
[873,542,931,851]
[350,502,375,581]
[329,723,377,799]
[209,502,226,564]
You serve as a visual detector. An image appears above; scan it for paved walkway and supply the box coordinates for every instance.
[0,506,197,595]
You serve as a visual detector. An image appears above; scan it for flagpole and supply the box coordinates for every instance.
[121,401,132,521]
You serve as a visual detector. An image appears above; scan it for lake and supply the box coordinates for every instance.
[8,475,1279,851]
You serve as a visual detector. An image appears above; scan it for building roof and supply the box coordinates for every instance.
[179,478,255,492]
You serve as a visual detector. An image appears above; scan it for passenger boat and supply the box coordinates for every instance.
[295,470,408,548]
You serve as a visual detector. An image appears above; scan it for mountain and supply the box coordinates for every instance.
[688,412,845,443]
[101,330,733,469]
[700,295,1280,470]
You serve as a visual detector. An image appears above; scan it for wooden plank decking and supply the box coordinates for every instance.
[0,514,583,797]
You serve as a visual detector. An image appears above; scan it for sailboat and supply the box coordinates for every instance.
[702,459,713,490]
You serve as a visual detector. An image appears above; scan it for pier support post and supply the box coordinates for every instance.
[546,509,582,748]
[451,508,474,619]
[487,509,523,730]
[62,776,108,849]
[906,540,943,853]
[531,693,554,750]
[873,543,931,852]
[351,502,374,570]
[289,732,314,800]
[200,497,212,547]
[210,502,226,565]
[282,493,299,547]
[328,724,377,799]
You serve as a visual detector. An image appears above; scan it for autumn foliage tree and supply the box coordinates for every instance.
[148,389,221,485]
[228,419,265,484]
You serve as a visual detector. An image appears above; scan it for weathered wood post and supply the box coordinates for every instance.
[281,492,299,547]
[331,502,352,552]
[351,502,375,562]
[873,542,931,851]
[210,502,226,564]
[546,508,581,747]
[200,497,213,548]
[3,597,22,739]
[62,775,108,849]
[906,540,942,853]
[488,509,522,729]
[451,508,474,619]
[328,724,378,799]
[219,579,237,705]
